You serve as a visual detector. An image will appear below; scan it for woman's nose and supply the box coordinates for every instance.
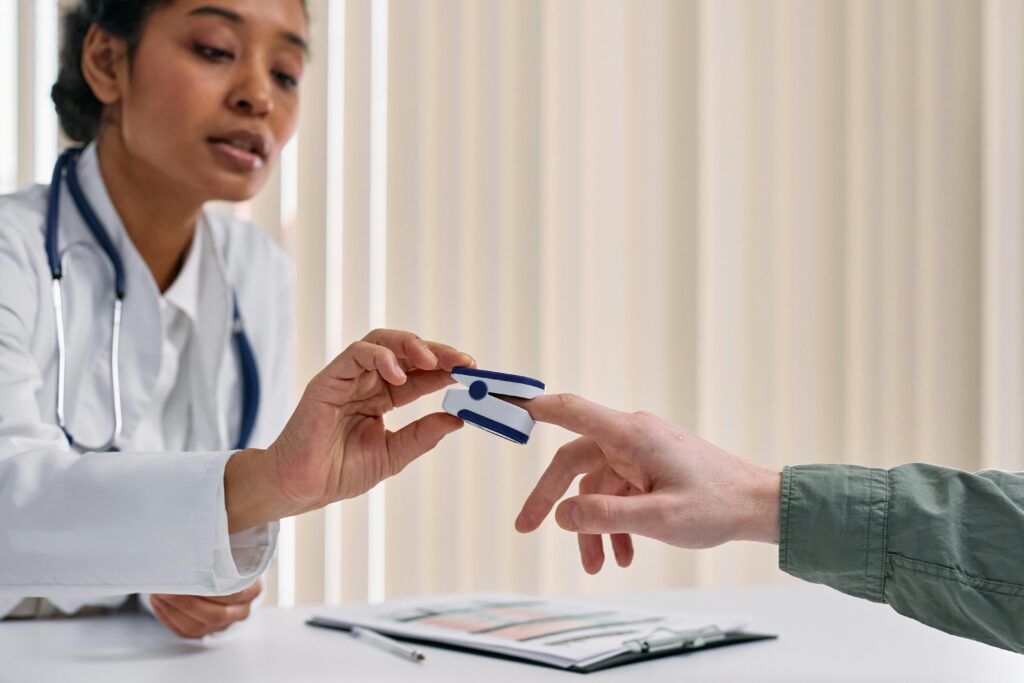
[229,66,273,117]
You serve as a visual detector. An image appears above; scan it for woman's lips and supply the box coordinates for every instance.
[208,139,265,172]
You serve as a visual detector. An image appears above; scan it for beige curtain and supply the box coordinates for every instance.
[7,0,1023,606]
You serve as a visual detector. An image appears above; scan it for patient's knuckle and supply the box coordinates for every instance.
[624,412,659,445]
[630,411,657,430]
[552,443,580,472]
[597,498,616,528]
[651,499,676,534]
[558,393,582,409]
[553,440,574,460]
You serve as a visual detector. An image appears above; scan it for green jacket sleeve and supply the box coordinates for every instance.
[779,463,1024,653]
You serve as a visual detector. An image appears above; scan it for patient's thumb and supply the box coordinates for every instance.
[555,494,654,535]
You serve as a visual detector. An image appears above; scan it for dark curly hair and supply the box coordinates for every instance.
[51,0,309,143]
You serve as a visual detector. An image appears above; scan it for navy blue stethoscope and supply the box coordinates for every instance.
[46,147,260,452]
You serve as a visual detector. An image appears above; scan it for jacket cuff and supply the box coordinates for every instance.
[779,464,891,602]
[209,454,279,594]
[139,520,276,619]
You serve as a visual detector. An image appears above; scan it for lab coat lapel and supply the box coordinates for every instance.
[58,145,162,450]
[191,212,234,450]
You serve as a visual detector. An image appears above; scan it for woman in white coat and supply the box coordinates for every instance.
[0,0,472,637]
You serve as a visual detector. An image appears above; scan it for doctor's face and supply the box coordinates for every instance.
[113,0,308,202]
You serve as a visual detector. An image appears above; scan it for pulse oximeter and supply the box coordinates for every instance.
[442,367,545,444]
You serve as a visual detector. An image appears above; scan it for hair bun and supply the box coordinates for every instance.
[82,0,103,19]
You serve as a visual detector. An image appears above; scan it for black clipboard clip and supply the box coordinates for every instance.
[622,625,726,653]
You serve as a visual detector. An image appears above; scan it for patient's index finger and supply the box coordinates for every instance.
[513,393,632,440]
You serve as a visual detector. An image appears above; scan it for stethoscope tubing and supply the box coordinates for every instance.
[44,148,258,452]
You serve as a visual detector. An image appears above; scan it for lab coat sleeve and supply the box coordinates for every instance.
[136,237,294,617]
[0,233,272,597]
[0,448,272,596]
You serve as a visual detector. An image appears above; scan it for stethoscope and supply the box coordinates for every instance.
[45,147,260,452]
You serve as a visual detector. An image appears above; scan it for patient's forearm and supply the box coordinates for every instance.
[780,463,1024,653]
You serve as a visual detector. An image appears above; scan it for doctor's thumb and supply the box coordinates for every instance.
[554,494,656,537]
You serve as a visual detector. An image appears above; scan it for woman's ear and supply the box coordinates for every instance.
[80,24,130,106]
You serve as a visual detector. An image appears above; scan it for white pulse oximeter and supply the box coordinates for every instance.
[442,367,545,444]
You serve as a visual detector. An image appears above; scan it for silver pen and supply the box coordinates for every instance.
[350,626,426,663]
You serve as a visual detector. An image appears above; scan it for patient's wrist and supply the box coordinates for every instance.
[737,466,782,544]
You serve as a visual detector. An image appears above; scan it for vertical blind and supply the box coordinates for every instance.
[5,0,1023,607]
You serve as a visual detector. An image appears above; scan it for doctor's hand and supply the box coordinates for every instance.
[226,329,473,532]
[149,579,262,639]
[514,394,781,574]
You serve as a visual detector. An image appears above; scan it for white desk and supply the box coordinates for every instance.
[1,584,1020,682]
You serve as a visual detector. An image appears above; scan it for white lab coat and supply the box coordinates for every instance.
[0,144,293,617]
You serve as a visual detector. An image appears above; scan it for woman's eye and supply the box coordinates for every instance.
[274,70,299,91]
[196,44,234,61]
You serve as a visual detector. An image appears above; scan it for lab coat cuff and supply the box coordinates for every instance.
[139,593,156,617]
[779,464,890,603]
[209,452,279,594]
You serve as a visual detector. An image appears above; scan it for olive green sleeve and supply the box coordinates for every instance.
[779,463,1024,653]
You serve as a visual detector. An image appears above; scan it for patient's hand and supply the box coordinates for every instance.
[514,394,781,574]
[150,579,262,639]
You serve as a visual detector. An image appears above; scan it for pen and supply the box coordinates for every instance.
[350,626,426,663]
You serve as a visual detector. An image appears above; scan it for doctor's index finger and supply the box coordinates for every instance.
[324,341,406,384]
[363,329,437,370]
[387,369,458,408]
[363,329,475,372]
[425,341,476,371]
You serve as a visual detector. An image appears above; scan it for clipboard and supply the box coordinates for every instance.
[306,593,776,673]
